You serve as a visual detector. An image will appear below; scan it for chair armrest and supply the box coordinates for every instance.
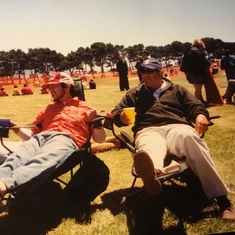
[119,131,135,153]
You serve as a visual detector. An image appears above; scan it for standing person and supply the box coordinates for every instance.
[222,79,235,104]
[180,39,210,104]
[21,84,34,95]
[135,50,151,83]
[135,56,144,82]
[111,59,235,221]
[220,49,235,81]
[142,50,151,60]
[0,72,107,201]
[116,54,130,91]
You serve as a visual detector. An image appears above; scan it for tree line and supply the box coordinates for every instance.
[0,37,235,78]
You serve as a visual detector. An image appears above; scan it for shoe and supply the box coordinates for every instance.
[202,100,215,108]
[202,100,209,107]
[223,99,234,105]
[134,150,162,196]
[221,206,235,221]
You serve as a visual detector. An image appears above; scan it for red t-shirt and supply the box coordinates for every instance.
[31,97,95,148]
[0,90,8,96]
[21,87,34,95]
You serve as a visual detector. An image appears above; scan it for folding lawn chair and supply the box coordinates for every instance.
[101,115,220,199]
[73,78,86,101]
[0,78,109,209]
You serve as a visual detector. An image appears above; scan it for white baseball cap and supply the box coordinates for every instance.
[42,72,74,89]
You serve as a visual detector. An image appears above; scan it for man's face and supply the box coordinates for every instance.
[141,69,162,90]
[47,83,66,102]
[142,53,149,59]
[118,55,123,60]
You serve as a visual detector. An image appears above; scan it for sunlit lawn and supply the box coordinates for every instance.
[0,70,235,235]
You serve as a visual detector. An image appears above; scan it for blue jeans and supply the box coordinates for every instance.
[0,132,78,191]
[0,141,21,164]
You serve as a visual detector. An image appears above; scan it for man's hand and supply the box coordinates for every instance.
[120,111,131,125]
[10,121,20,134]
[195,114,209,135]
[88,109,97,121]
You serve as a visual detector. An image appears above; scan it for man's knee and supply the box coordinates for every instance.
[169,125,202,154]
[0,155,7,164]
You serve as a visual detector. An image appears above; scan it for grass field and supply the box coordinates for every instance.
[0,70,235,235]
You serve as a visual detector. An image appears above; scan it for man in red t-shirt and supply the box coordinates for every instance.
[0,72,107,203]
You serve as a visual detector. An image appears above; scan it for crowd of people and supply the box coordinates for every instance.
[180,39,211,105]
[115,45,235,106]
[0,84,34,97]
[0,77,97,98]
[180,40,235,106]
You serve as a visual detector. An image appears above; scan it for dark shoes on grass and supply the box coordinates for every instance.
[223,98,234,105]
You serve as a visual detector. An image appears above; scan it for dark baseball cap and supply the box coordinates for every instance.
[140,59,162,71]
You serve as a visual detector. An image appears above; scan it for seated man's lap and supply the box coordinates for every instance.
[134,124,196,169]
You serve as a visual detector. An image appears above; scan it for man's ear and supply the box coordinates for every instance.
[66,84,71,89]
[65,84,73,94]
[62,83,70,90]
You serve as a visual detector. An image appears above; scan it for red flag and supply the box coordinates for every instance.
[204,70,223,106]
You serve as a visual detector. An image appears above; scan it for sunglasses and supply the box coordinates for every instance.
[140,69,156,74]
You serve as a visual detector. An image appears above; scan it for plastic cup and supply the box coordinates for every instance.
[0,118,11,137]
[123,107,135,123]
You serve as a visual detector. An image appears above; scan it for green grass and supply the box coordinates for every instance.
[0,71,235,235]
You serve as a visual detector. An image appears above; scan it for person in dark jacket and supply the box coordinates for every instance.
[220,49,235,81]
[111,58,235,221]
[180,39,210,104]
[222,79,235,104]
[135,56,144,82]
[89,79,96,89]
[116,54,130,91]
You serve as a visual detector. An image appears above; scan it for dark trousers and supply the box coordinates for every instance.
[223,79,235,100]
[119,73,130,91]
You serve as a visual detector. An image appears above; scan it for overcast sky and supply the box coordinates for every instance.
[0,0,234,55]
